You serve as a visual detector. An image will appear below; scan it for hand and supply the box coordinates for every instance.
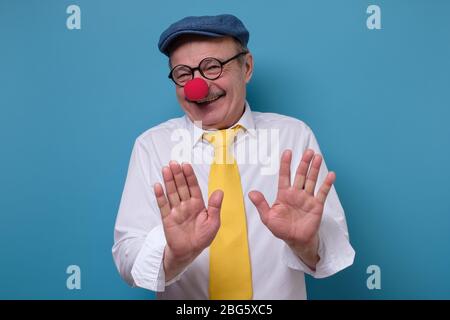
[154,161,223,276]
[248,149,335,255]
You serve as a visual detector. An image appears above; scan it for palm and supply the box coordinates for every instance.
[249,149,335,248]
[162,197,218,258]
[267,188,324,246]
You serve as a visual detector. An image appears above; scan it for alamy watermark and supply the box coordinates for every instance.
[66,5,81,30]
[170,123,280,176]
[366,264,381,290]
[367,5,382,30]
[66,265,81,290]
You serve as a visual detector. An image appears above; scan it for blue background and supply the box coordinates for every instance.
[1,0,449,299]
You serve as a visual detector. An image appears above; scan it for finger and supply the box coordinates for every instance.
[293,149,315,189]
[316,171,336,204]
[154,183,170,218]
[182,163,203,199]
[248,191,271,225]
[207,190,224,224]
[278,150,292,190]
[169,160,190,201]
[162,166,180,207]
[304,154,323,194]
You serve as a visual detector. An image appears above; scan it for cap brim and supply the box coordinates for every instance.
[160,30,225,56]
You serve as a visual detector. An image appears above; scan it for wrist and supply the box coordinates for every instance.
[290,235,319,254]
[287,235,320,270]
[163,245,196,282]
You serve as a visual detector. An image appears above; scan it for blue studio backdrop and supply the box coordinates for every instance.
[1,0,449,299]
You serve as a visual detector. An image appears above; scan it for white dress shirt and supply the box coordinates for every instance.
[112,101,355,300]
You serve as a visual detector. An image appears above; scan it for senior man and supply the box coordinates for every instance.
[112,14,355,299]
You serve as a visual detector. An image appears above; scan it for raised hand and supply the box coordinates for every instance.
[154,161,223,278]
[248,149,335,266]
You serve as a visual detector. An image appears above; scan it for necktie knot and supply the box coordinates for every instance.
[203,125,242,164]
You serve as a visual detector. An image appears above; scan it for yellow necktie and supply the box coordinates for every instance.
[203,125,253,300]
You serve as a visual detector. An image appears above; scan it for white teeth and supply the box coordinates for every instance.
[197,95,222,104]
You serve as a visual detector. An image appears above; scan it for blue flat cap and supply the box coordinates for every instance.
[158,14,249,56]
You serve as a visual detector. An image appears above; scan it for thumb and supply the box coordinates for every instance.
[207,189,224,223]
[248,191,271,225]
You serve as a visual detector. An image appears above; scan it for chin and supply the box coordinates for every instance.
[189,108,228,129]
[198,114,226,129]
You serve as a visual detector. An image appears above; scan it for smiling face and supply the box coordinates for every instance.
[168,35,253,130]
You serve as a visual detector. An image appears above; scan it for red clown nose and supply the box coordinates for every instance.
[184,78,209,101]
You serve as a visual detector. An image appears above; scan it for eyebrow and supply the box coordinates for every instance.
[170,54,229,69]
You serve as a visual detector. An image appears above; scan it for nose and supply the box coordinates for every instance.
[184,77,209,101]
[193,69,203,78]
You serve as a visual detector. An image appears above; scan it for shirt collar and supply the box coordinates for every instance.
[185,100,256,149]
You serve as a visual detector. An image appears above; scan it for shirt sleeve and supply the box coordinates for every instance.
[282,124,356,278]
[112,137,187,291]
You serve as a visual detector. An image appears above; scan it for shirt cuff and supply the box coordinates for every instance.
[130,224,188,291]
[282,216,355,278]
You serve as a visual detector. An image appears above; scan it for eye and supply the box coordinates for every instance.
[173,67,192,80]
[206,65,220,71]
[203,63,221,76]
[177,72,191,78]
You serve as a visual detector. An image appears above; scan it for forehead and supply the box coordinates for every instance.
[169,36,237,66]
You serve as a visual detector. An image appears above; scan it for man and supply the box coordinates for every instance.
[112,14,355,299]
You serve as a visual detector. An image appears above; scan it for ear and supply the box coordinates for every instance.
[244,53,254,84]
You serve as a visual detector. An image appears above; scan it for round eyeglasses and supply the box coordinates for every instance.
[168,51,248,87]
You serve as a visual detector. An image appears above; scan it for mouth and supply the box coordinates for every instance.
[194,93,225,106]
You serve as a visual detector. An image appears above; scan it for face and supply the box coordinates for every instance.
[169,36,253,130]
